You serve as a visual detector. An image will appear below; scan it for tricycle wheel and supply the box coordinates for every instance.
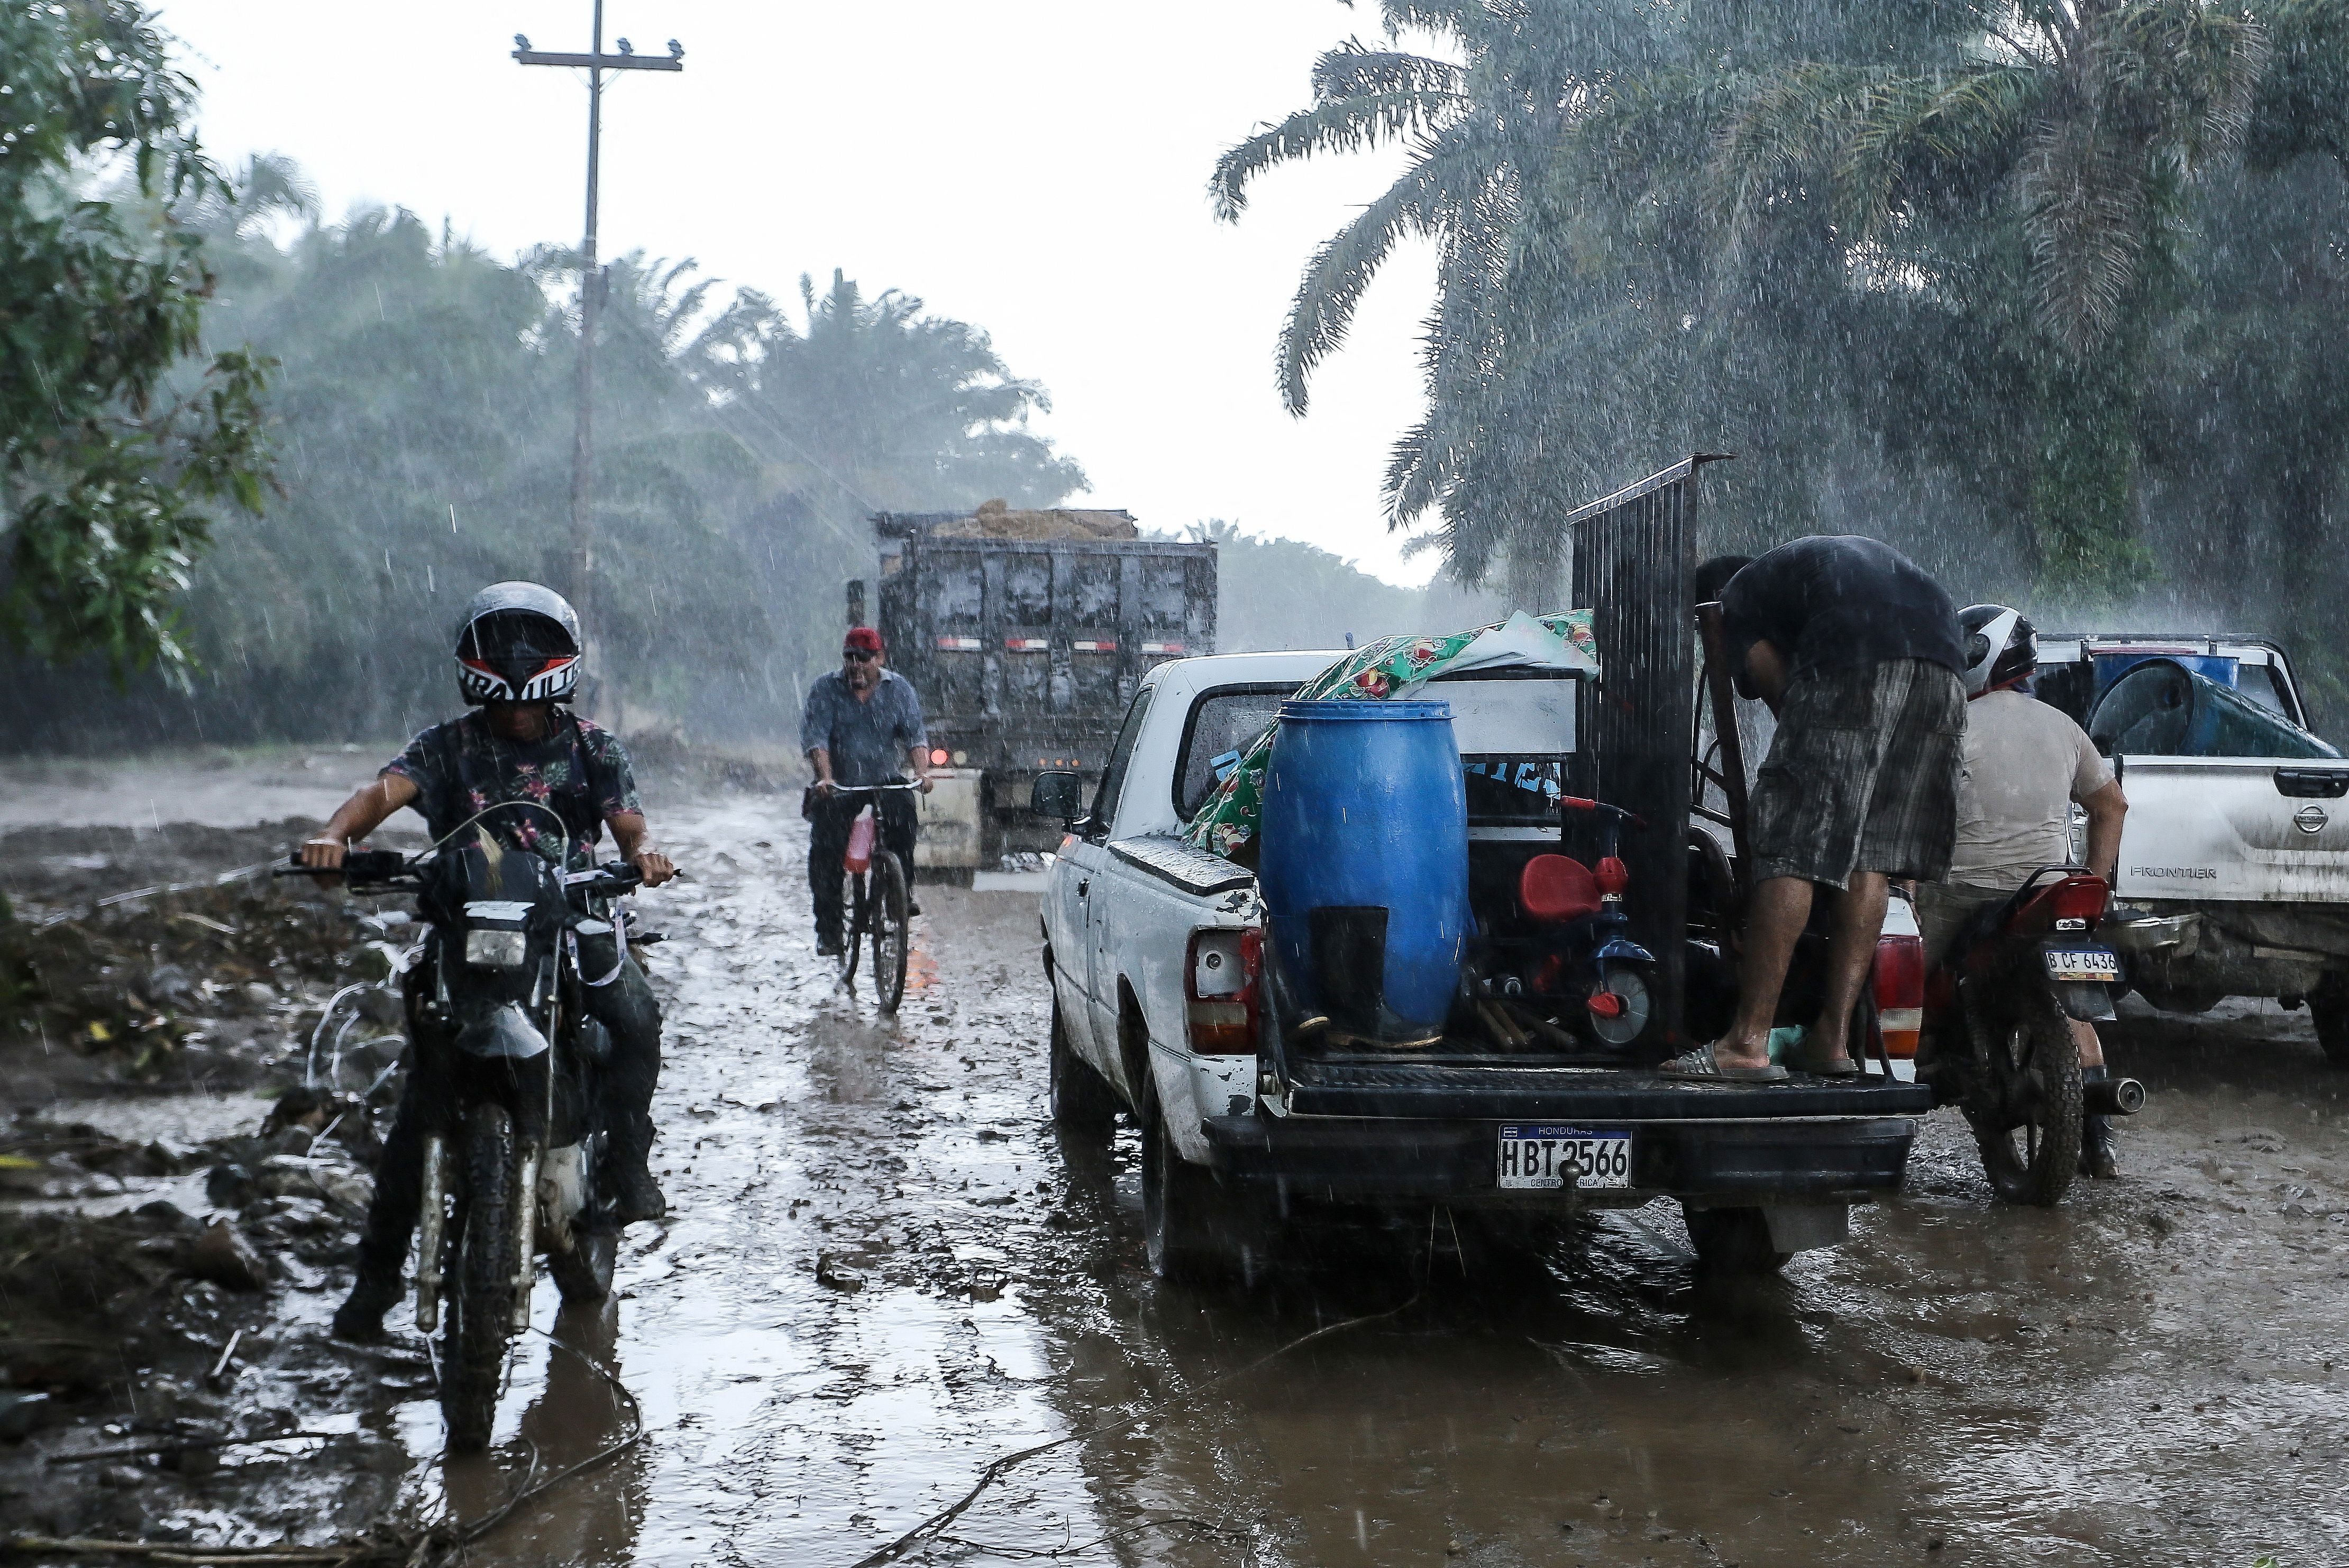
[1683,1205,1789,1274]
[1048,1000,1118,1140]
[1589,960,1653,1048]
[1960,984,2082,1207]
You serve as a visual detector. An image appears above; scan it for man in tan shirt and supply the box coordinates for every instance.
[1917,604,2129,1175]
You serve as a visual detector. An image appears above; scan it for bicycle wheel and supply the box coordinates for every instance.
[870,851,910,1013]
[840,867,867,986]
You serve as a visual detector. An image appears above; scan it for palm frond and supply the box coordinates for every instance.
[1311,39,1465,103]
[1836,64,2042,232]
[1376,0,1486,45]
[1712,60,2043,245]
[2017,116,2147,351]
[1211,90,1466,220]
[1275,167,1451,414]
[2098,1,2269,174]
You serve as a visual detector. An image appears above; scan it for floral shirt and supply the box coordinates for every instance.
[385,710,642,865]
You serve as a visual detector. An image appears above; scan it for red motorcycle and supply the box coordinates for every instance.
[1919,867,2144,1206]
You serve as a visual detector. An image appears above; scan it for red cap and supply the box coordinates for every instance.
[843,626,884,656]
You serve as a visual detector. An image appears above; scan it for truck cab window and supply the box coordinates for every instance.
[1175,687,1291,819]
[1089,686,1155,837]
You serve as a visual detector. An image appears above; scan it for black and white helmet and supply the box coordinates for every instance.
[1959,603,2036,698]
[454,582,582,704]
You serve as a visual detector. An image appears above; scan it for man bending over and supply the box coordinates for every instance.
[1675,538,1966,1080]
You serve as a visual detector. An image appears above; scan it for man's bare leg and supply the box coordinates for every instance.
[1806,871,1889,1068]
[1713,875,1813,1069]
[2070,1019,2104,1067]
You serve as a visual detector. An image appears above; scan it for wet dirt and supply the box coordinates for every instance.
[5,780,2349,1566]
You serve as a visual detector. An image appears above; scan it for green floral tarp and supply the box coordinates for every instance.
[1182,609,1599,860]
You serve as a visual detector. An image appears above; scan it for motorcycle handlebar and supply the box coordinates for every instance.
[273,849,415,885]
[564,860,646,896]
[277,851,654,896]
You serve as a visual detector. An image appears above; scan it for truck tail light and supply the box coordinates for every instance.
[1186,927,1261,1055]
[1873,932,1924,1059]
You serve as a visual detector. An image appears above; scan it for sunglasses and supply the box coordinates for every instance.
[843,649,879,662]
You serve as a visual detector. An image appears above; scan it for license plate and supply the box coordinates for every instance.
[2045,948,2122,983]
[1497,1125,1632,1190]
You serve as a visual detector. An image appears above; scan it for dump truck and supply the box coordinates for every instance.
[856,501,1217,876]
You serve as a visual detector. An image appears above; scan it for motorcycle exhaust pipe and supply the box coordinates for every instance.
[2085,1077,2145,1116]
[510,1147,541,1332]
[415,1135,450,1335]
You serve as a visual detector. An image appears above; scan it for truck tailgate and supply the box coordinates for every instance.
[1282,1058,1933,1120]
[2114,756,2349,903]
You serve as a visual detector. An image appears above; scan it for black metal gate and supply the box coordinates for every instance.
[1568,456,1732,1051]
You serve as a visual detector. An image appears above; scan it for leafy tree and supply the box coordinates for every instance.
[1710,0,2270,593]
[0,0,270,675]
[0,181,1090,750]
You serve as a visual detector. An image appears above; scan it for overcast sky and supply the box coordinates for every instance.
[159,0,1447,586]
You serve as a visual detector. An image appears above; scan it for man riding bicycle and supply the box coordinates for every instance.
[297,582,678,1338]
[802,625,931,956]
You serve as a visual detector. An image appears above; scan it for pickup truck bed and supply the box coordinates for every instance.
[1037,647,1931,1278]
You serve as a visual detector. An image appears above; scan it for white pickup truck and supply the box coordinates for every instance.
[2035,635,2349,1062]
[1029,648,1935,1280]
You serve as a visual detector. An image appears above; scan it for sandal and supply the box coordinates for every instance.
[1788,1043,1861,1077]
[1659,1043,1789,1083]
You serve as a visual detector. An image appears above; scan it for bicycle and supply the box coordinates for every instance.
[828,782,919,1013]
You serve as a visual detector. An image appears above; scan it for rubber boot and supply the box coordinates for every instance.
[607,1112,668,1224]
[2079,1065,2119,1178]
[332,1263,403,1341]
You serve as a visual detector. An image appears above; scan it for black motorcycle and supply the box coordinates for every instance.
[284,842,648,1448]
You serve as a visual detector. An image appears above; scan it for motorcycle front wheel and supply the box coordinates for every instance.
[441,1102,520,1451]
[1960,983,2083,1207]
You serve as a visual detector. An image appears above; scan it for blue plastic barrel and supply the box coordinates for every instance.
[1258,699,1469,1038]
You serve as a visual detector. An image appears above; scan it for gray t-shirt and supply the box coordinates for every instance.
[1949,689,2114,885]
[800,668,929,787]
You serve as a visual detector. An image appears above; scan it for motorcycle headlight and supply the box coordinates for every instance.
[464,928,530,969]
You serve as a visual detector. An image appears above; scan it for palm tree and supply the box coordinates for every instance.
[1213,3,1595,603]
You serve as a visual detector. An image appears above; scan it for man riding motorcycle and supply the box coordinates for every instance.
[1914,603,2131,1176]
[299,582,678,1339]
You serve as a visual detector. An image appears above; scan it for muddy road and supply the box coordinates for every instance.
[7,782,2349,1567]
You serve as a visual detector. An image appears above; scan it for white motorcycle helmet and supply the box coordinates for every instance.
[1958,603,2036,698]
[454,581,583,704]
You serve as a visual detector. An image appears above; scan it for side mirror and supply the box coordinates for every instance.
[1029,771,1085,823]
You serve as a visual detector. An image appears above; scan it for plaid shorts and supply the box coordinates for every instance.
[1748,657,1964,889]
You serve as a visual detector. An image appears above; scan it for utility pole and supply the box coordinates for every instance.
[514,9,683,702]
